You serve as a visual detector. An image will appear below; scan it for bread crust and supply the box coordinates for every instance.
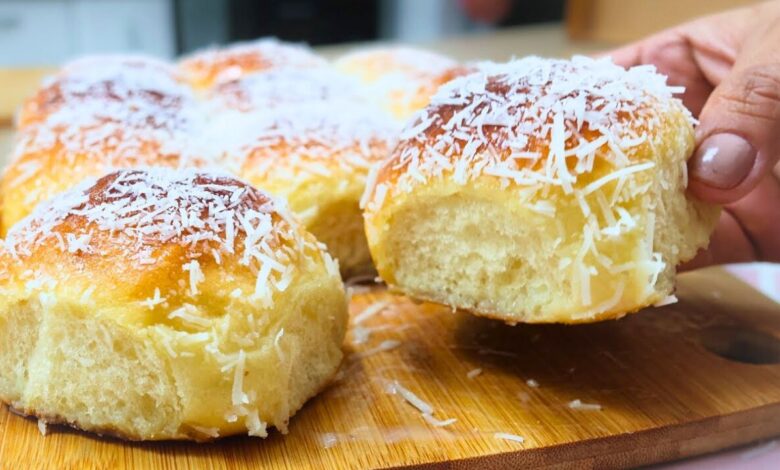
[178,38,325,90]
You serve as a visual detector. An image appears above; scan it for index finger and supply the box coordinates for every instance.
[598,30,713,116]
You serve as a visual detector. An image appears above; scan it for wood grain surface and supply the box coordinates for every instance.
[2,267,780,469]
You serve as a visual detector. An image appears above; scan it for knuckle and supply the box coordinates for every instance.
[716,63,780,122]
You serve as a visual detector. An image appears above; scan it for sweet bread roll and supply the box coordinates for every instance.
[217,101,398,277]
[0,167,346,441]
[335,46,469,120]
[178,38,326,90]
[16,55,181,130]
[207,66,363,112]
[1,56,206,235]
[363,56,720,324]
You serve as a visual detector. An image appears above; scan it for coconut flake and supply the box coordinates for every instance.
[387,380,434,415]
[182,260,205,296]
[568,399,602,411]
[653,294,678,307]
[354,339,401,359]
[354,301,389,324]
[494,432,525,444]
[422,413,457,427]
[191,425,220,438]
[37,419,48,436]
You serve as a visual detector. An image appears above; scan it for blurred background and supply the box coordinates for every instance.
[0,0,763,129]
[0,0,763,65]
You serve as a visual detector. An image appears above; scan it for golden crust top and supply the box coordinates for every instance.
[3,56,207,234]
[1,168,330,306]
[215,101,399,180]
[6,167,279,259]
[208,67,362,112]
[18,55,187,130]
[178,38,326,89]
[12,55,203,168]
[335,47,471,119]
[362,56,692,213]
[335,46,458,83]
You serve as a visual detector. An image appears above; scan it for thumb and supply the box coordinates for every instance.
[687,22,780,204]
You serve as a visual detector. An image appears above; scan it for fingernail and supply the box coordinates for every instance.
[689,133,755,189]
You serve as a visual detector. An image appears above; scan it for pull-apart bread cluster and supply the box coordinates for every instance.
[0,38,719,442]
[0,39,462,441]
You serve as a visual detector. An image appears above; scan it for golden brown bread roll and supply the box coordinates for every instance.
[178,38,326,91]
[206,66,363,112]
[16,55,182,130]
[1,55,207,236]
[362,56,720,324]
[0,167,346,441]
[216,98,398,277]
[335,46,471,121]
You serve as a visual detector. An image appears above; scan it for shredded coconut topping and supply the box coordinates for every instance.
[5,167,310,306]
[337,46,458,80]
[14,55,203,168]
[365,55,688,211]
[210,67,363,112]
[214,100,399,179]
[179,37,327,87]
[22,55,182,123]
[336,46,464,119]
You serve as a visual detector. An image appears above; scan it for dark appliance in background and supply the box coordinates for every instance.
[230,0,379,45]
[174,0,380,54]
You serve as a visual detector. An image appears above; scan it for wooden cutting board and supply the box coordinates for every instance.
[2,267,780,469]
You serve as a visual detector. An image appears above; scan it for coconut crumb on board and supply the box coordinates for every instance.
[354,339,401,359]
[37,419,47,436]
[568,399,602,411]
[353,301,390,324]
[421,413,457,427]
[494,432,525,444]
[653,294,678,307]
[320,432,339,449]
[386,380,457,428]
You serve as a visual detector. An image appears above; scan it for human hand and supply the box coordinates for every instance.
[607,1,780,267]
